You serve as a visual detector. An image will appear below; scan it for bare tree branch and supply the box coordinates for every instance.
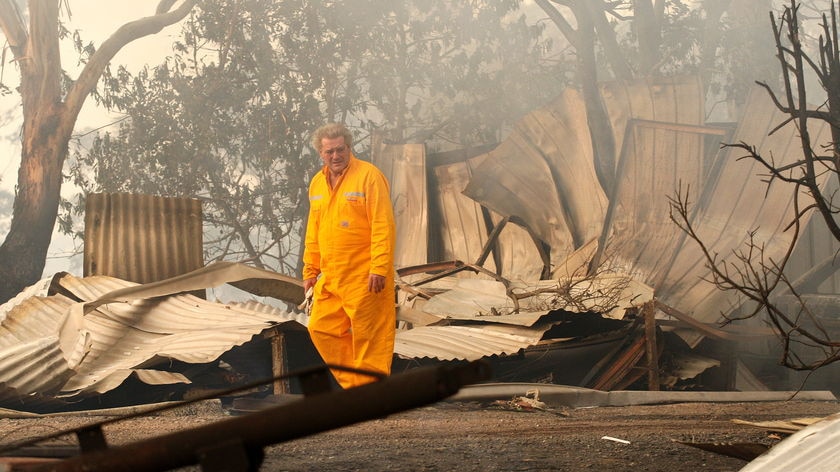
[64,0,198,125]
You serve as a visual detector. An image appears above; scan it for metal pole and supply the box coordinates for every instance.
[42,361,490,472]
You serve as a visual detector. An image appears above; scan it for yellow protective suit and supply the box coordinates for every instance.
[303,154,396,389]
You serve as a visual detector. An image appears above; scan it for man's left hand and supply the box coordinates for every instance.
[368,274,385,293]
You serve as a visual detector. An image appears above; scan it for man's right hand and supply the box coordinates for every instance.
[303,277,317,293]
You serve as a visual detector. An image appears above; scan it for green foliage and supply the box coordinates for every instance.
[66,0,563,275]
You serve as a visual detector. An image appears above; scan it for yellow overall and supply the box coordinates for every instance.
[303,154,396,388]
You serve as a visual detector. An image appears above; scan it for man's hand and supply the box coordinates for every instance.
[368,274,385,293]
[299,278,317,315]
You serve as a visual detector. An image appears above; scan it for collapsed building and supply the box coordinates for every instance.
[380,75,839,392]
[1,76,839,414]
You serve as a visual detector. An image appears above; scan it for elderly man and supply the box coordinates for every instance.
[302,123,397,389]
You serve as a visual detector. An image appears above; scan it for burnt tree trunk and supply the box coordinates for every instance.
[0,0,197,304]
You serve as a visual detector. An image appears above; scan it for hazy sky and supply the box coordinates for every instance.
[0,1,191,274]
[2,1,185,172]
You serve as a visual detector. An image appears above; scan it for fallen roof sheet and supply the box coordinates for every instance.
[462,89,585,258]
[456,76,834,350]
[430,158,546,282]
[394,323,553,361]
[418,275,653,324]
[0,262,306,410]
[432,159,499,275]
[593,119,726,287]
[657,87,832,345]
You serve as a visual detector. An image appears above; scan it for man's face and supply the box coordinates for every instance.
[319,136,350,176]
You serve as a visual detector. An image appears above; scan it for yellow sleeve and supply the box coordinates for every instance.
[302,181,322,280]
[367,170,395,277]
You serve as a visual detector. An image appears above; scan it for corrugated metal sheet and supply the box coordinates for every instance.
[394,323,550,361]
[514,87,606,246]
[461,77,703,267]
[56,268,303,395]
[739,412,840,472]
[462,93,580,258]
[418,276,652,324]
[430,160,497,274]
[371,138,429,269]
[489,212,547,282]
[599,75,706,173]
[657,87,832,341]
[84,192,204,284]
[420,279,549,325]
[0,275,56,322]
[424,149,546,282]
[596,120,727,288]
[0,264,306,410]
[0,294,74,397]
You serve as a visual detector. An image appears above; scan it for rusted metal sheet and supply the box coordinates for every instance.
[84,193,204,284]
[370,138,428,269]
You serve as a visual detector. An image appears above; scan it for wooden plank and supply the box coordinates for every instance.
[643,302,660,391]
[268,328,289,395]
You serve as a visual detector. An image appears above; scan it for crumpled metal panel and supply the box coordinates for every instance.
[0,264,306,410]
[515,88,607,247]
[419,276,652,324]
[394,323,550,361]
[394,274,647,361]
[0,275,56,322]
[431,159,497,274]
[658,87,832,343]
[420,279,549,325]
[596,120,726,288]
[489,213,547,282]
[430,156,545,282]
[0,294,75,398]
[56,272,300,395]
[462,88,599,257]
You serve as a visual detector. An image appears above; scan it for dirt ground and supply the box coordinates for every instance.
[1,397,838,472]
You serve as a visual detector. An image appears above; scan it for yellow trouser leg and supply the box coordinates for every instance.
[308,276,396,389]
